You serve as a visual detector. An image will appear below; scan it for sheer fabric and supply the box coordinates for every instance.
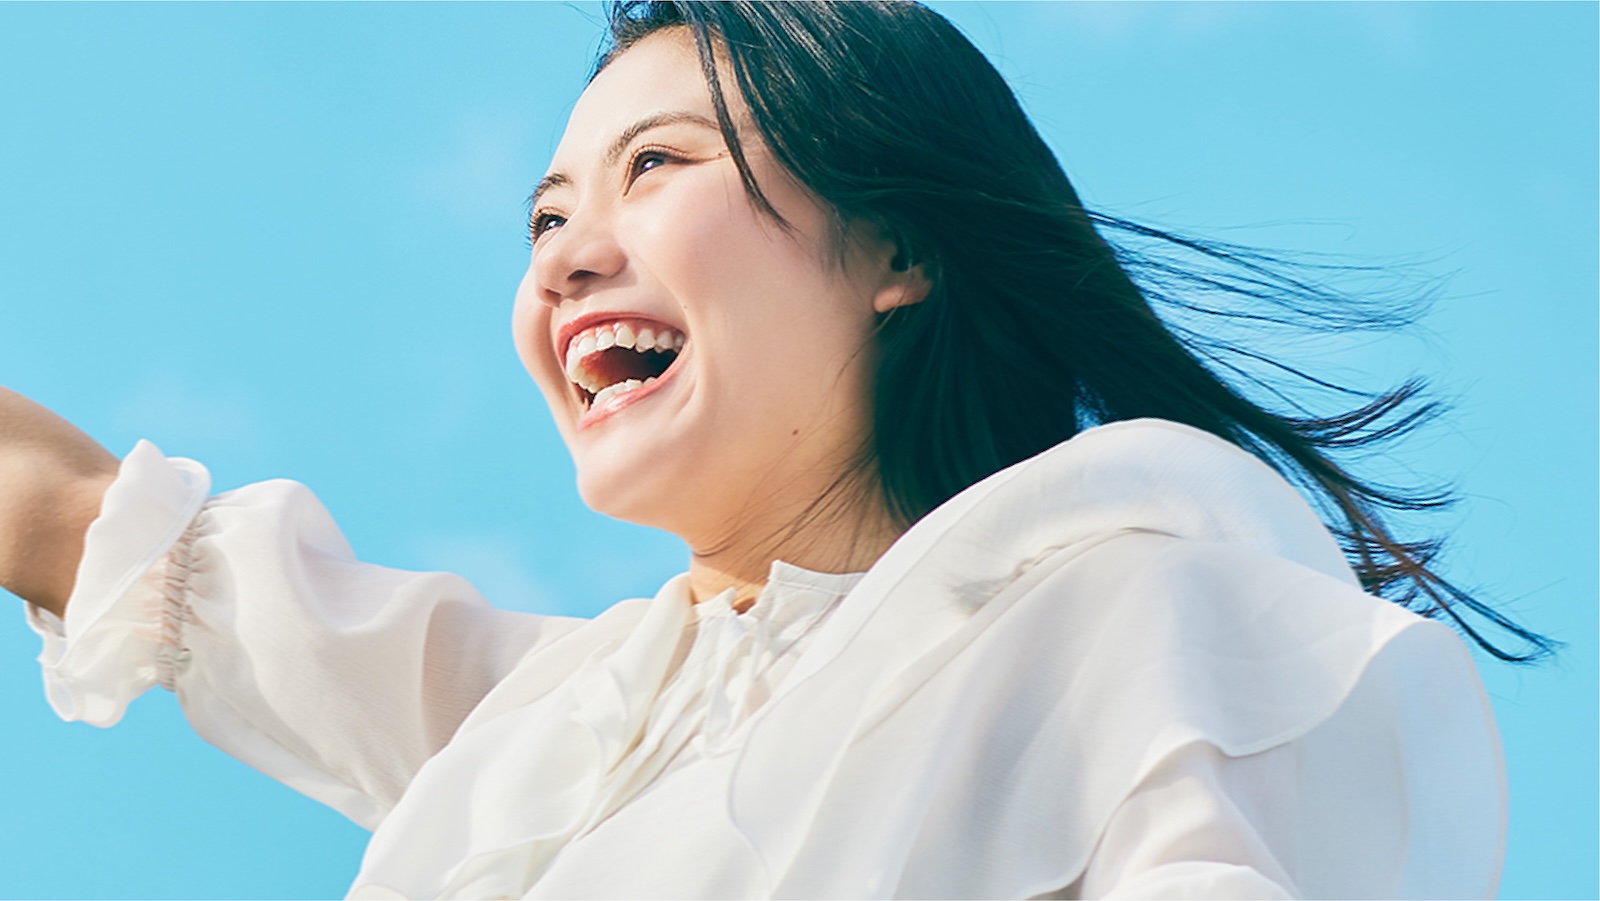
[29,419,1505,899]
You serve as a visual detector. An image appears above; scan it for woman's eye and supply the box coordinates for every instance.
[628,149,675,184]
[530,212,566,242]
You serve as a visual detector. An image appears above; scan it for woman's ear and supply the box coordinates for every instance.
[871,239,933,314]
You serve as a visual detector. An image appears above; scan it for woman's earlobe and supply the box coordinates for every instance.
[873,262,933,314]
[866,229,932,313]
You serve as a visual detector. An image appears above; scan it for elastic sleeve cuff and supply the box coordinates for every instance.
[27,439,211,726]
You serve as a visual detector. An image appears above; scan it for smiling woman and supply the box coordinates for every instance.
[0,1,1568,899]
[516,33,922,599]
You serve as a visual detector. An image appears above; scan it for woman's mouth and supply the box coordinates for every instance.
[561,318,686,419]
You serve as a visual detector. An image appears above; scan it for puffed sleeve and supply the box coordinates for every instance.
[26,440,589,829]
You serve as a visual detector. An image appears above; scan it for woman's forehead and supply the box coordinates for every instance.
[550,30,713,170]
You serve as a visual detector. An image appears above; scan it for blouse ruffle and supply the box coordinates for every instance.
[28,439,209,725]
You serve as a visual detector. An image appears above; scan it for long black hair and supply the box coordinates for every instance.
[597,0,1552,662]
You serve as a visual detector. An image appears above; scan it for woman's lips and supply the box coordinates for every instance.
[551,312,689,429]
[556,312,683,416]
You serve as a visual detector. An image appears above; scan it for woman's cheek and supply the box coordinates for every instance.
[511,289,572,429]
[633,169,761,280]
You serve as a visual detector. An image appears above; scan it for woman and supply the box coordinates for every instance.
[0,2,1541,897]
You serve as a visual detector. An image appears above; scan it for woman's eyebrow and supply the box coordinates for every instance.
[529,173,570,210]
[603,110,719,166]
[530,110,721,208]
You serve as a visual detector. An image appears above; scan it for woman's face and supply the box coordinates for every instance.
[513,30,915,548]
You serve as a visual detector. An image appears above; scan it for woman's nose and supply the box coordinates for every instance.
[532,210,627,308]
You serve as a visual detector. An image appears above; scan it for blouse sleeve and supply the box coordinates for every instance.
[25,440,590,829]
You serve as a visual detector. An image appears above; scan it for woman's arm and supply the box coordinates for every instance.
[0,387,118,618]
[6,390,602,826]
[17,426,601,827]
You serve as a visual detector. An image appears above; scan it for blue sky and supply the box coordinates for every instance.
[0,3,1593,898]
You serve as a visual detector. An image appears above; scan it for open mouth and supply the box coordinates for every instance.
[562,318,685,411]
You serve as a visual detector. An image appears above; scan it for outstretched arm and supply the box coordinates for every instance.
[15,420,604,827]
[0,387,118,618]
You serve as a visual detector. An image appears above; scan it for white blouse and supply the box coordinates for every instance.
[27,419,1506,899]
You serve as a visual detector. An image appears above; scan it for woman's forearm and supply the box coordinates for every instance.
[0,388,118,618]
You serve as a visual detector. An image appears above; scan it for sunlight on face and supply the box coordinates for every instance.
[512,30,900,553]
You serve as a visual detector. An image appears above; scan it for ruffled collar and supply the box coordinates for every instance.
[694,560,864,625]
[628,559,864,768]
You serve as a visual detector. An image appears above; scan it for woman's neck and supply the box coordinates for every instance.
[685,497,903,612]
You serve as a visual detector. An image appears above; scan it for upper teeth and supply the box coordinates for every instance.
[563,321,685,394]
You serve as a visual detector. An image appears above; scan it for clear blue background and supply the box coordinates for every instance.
[0,3,1593,898]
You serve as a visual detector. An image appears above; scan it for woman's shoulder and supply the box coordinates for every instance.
[850,417,1360,633]
[1004,417,1357,582]
[943,417,1458,744]
[786,415,1487,780]
[732,422,1504,899]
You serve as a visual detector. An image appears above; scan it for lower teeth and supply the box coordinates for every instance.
[590,376,655,408]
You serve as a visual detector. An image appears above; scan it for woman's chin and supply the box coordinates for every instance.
[573,455,691,533]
